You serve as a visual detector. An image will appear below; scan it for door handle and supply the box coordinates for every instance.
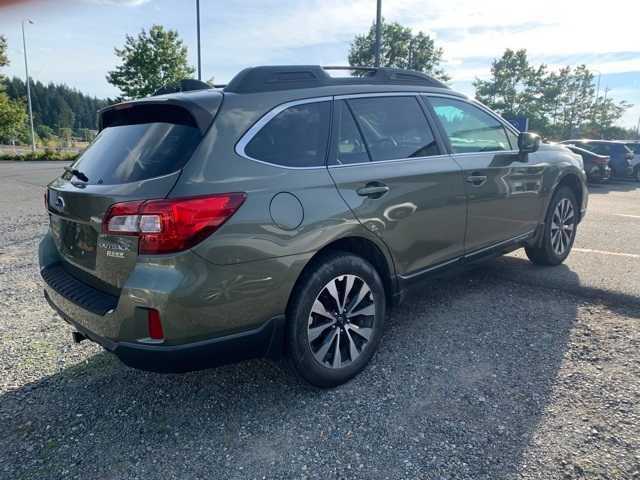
[356,183,390,199]
[465,174,488,186]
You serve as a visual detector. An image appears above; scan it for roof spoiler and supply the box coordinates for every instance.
[98,91,222,134]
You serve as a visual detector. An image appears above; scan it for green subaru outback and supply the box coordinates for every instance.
[40,66,588,387]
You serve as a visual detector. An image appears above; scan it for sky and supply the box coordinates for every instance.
[0,0,639,129]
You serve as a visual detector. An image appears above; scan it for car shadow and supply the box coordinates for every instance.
[484,255,640,318]
[588,178,639,194]
[1,263,582,479]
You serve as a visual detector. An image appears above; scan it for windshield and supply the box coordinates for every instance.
[68,122,201,185]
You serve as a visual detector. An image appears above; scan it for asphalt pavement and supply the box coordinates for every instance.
[1,161,638,480]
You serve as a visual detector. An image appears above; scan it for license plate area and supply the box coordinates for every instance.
[50,214,98,270]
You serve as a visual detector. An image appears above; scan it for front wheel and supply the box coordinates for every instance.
[525,186,578,266]
[286,252,386,387]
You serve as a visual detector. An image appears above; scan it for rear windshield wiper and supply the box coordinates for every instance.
[64,166,89,182]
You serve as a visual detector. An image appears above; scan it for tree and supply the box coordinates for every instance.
[474,49,632,140]
[0,94,27,143]
[348,19,449,82]
[107,25,195,100]
[0,36,28,143]
[474,49,536,118]
[0,35,8,71]
[4,77,109,134]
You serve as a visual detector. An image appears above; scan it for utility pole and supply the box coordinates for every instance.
[374,0,382,67]
[21,19,36,153]
[196,0,202,81]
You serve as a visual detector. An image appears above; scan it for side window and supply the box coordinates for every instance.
[589,143,609,155]
[506,129,519,150]
[347,96,440,162]
[428,97,511,154]
[244,101,330,167]
[335,100,370,165]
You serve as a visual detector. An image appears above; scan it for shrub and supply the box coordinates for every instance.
[0,150,78,162]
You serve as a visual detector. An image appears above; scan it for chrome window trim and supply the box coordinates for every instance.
[235,96,333,170]
[423,93,521,155]
[328,153,452,169]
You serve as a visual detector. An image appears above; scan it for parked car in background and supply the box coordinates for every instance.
[622,141,640,181]
[564,144,611,183]
[40,66,588,387]
[560,140,634,180]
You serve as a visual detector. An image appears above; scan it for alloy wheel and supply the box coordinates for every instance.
[307,274,375,369]
[550,198,575,257]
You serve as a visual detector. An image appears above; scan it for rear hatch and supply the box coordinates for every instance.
[46,92,222,291]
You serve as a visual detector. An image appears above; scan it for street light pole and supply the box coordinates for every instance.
[196,0,202,81]
[21,19,36,153]
[374,0,382,67]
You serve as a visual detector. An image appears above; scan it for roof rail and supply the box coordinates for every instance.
[152,78,212,96]
[223,65,449,94]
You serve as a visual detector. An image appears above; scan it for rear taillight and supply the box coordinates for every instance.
[102,193,246,254]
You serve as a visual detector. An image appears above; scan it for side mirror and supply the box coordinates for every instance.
[518,132,541,154]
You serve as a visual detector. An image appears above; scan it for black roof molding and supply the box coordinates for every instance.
[224,65,449,94]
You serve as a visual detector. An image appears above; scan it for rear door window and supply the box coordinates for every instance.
[69,122,201,185]
[346,96,440,162]
[244,101,331,167]
[334,100,370,165]
[428,97,511,154]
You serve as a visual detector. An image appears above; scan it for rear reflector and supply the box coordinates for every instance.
[102,193,246,254]
[147,309,164,340]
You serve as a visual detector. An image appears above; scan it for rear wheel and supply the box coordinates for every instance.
[525,186,578,266]
[286,252,386,387]
[634,166,640,183]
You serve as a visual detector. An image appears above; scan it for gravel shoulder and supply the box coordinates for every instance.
[1,163,639,480]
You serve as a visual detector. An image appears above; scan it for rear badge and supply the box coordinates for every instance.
[99,238,131,259]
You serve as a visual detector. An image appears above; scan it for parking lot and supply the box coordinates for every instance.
[1,161,638,479]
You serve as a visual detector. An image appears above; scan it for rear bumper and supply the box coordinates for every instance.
[44,289,284,373]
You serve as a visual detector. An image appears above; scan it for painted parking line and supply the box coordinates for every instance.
[613,214,640,219]
[573,248,640,259]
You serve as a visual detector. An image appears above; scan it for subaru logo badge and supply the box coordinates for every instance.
[55,195,65,211]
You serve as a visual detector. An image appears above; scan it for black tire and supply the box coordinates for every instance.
[634,166,640,183]
[286,251,386,388]
[525,186,578,266]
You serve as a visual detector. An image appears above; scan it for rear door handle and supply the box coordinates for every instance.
[356,183,389,199]
[465,174,488,186]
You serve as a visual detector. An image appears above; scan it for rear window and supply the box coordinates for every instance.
[244,101,331,167]
[69,122,201,185]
